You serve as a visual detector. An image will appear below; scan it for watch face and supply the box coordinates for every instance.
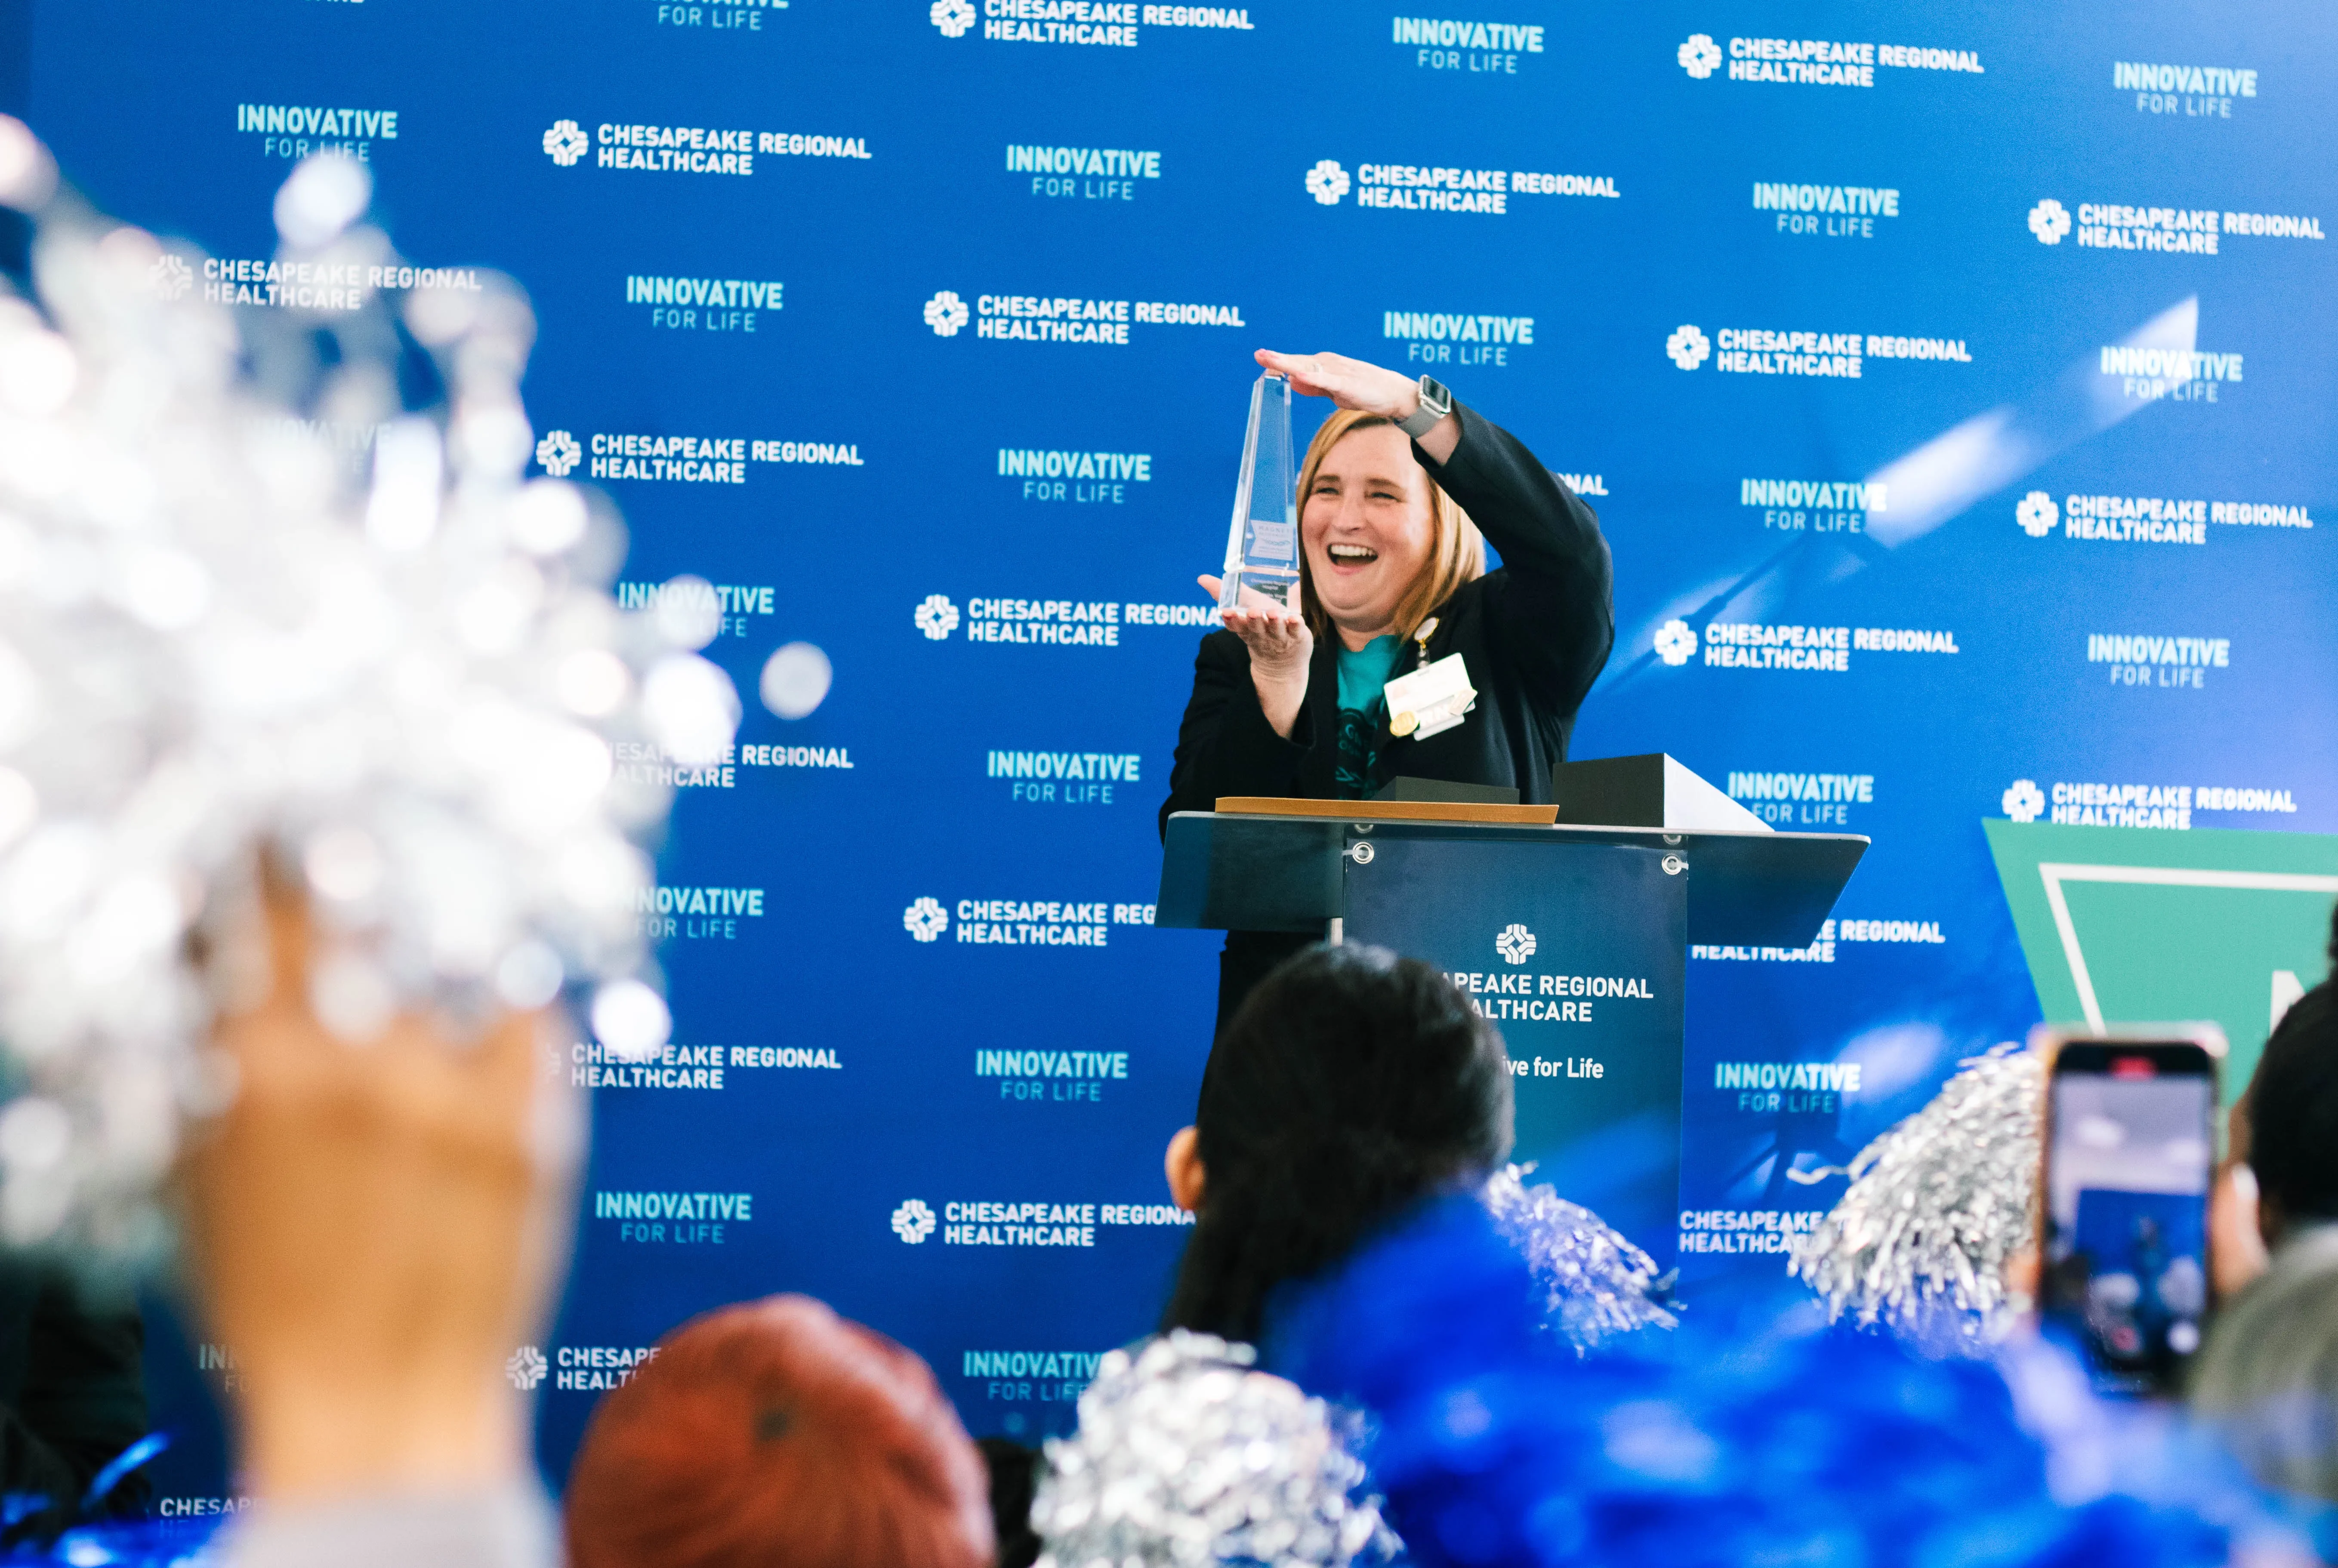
[1419,375,1451,413]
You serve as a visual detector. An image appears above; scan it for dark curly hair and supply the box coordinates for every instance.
[1160,942,1514,1343]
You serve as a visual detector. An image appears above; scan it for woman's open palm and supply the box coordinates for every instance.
[1198,575,1312,737]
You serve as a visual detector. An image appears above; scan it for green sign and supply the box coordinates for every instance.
[1985,819,2338,1103]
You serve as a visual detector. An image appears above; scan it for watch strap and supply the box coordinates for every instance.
[1397,375,1450,439]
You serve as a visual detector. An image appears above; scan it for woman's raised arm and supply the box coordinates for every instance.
[1415,404,1614,715]
[1252,349,1460,465]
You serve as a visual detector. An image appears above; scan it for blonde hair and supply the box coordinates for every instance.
[1294,409,1483,644]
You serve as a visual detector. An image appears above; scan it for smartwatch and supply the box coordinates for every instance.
[1397,374,1453,439]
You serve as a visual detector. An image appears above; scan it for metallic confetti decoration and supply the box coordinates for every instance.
[1031,1329,1395,1568]
[1789,1043,2041,1350]
[1481,1163,1678,1351]
[0,131,735,1254]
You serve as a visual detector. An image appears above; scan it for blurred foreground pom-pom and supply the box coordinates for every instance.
[644,654,742,767]
[0,115,59,211]
[1481,1163,1679,1351]
[759,641,832,720]
[0,138,731,1251]
[590,979,672,1062]
[1789,1042,2040,1349]
[272,151,370,249]
[1031,1329,1395,1568]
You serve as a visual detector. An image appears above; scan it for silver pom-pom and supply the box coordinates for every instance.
[1789,1043,2040,1349]
[1031,1329,1395,1568]
[0,134,732,1251]
[1481,1163,1678,1350]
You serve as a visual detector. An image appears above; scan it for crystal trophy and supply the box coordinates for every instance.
[1218,373,1299,610]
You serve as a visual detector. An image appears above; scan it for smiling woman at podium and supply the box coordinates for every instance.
[1161,348,1613,1033]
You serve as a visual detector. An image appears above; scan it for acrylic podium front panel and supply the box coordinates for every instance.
[1342,832,1686,1267]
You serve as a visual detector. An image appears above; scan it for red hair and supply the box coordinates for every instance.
[565,1295,995,1568]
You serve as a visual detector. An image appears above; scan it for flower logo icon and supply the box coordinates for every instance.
[1678,34,1722,78]
[148,253,192,301]
[923,290,970,337]
[1666,324,1710,370]
[930,0,976,37]
[891,1198,938,1243]
[1305,159,1350,206]
[543,120,589,167]
[536,430,582,478]
[2002,779,2045,823]
[505,1346,548,1391]
[2015,490,2059,538]
[1654,619,1699,666]
[904,896,949,942]
[2027,198,2071,245]
[1496,923,1537,965]
[914,594,959,640]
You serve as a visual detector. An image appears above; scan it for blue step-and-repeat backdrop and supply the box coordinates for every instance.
[12,0,2337,1507]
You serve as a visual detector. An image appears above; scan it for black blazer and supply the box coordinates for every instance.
[1160,400,1613,828]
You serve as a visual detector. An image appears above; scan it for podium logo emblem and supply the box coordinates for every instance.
[2015,490,2059,537]
[2027,198,2071,245]
[1496,923,1537,964]
[505,1346,548,1391]
[904,896,950,941]
[543,119,589,167]
[1678,34,1722,79]
[923,290,970,336]
[536,429,582,477]
[930,0,976,37]
[2002,779,2045,823]
[1654,618,1698,666]
[1305,159,1350,206]
[891,1198,938,1243]
[914,594,959,639]
[1665,323,1710,370]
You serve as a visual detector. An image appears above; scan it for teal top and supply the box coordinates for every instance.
[1333,634,1405,798]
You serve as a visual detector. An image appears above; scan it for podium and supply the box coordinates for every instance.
[1156,756,1864,1268]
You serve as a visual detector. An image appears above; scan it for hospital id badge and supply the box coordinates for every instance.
[1384,651,1476,740]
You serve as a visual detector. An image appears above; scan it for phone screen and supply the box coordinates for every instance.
[2042,1043,2216,1396]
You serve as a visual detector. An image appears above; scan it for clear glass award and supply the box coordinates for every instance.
[1218,373,1300,610]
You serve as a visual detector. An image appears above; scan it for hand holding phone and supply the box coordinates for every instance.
[2038,1029,2224,1397]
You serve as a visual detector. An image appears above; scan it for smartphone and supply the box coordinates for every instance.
[2037,1029,2223,1397]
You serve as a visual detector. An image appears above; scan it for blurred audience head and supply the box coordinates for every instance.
[2195,957,2338,1500]
[564,1294,993,1568]
[1162,941,1512,1343]
[2190,1224,2338,1503]
[2241,979,2338,1251]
